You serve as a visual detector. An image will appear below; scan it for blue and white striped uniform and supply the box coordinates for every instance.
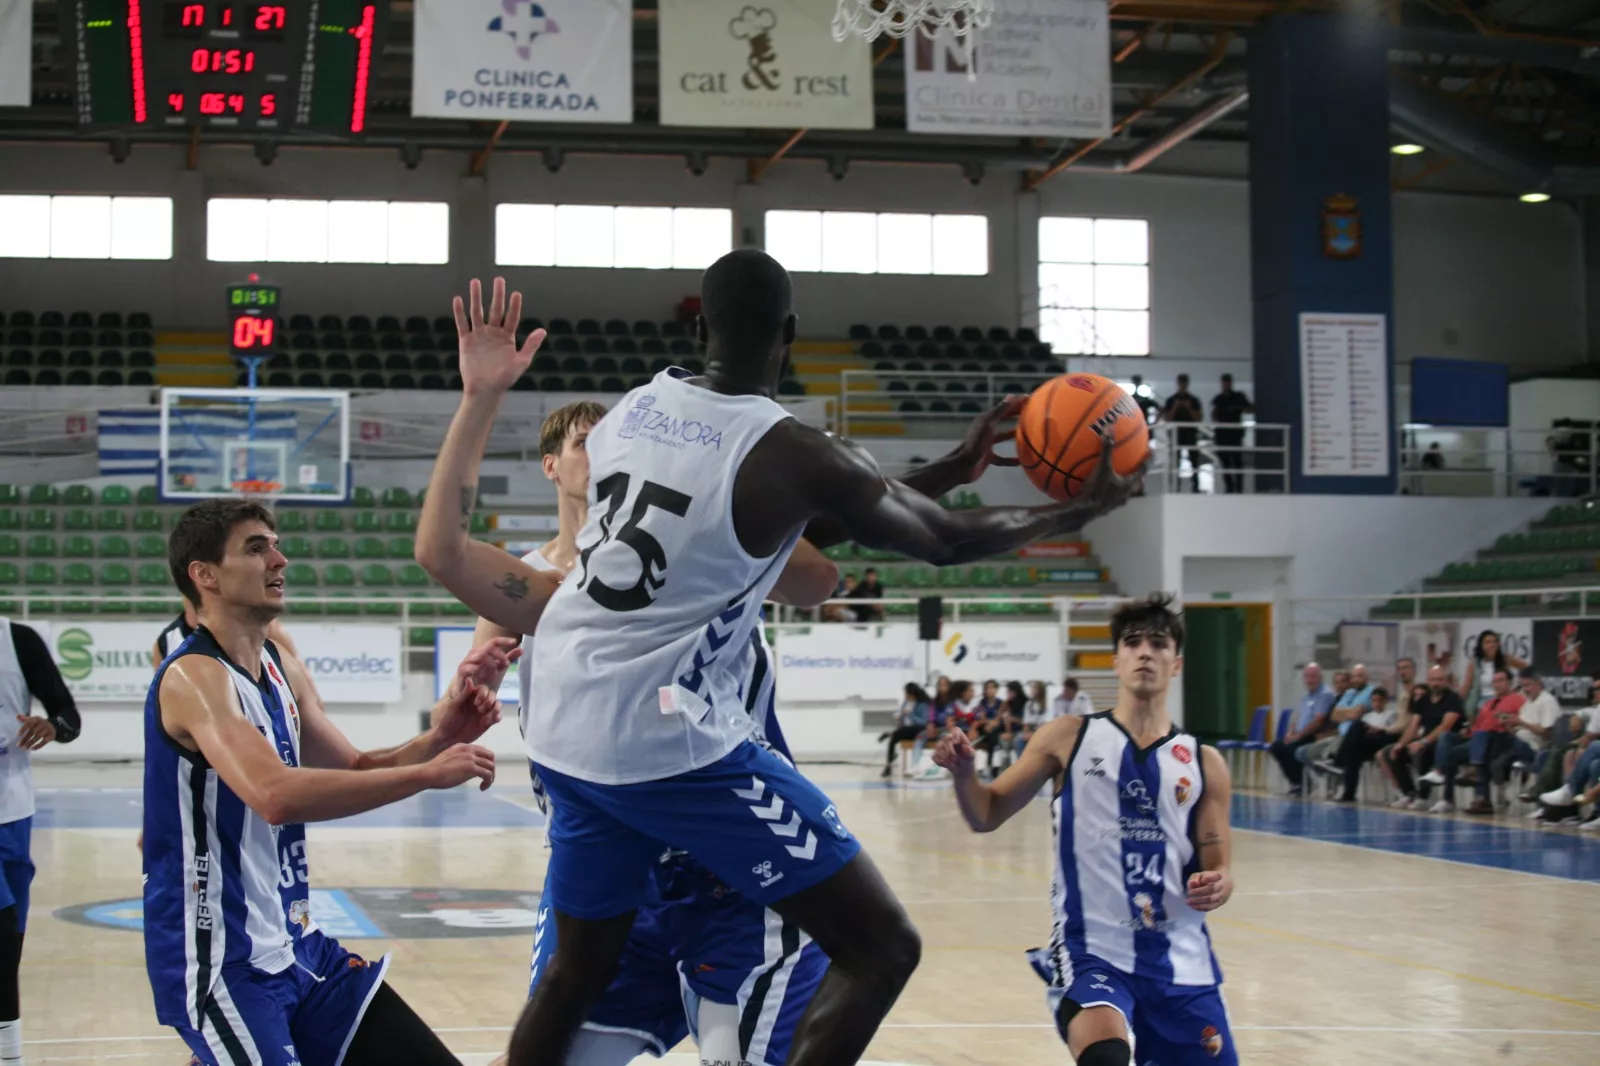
[1029,712,1236,1066]
[143,628,388,1066]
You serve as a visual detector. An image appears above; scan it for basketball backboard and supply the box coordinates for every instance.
[157,387,351,504]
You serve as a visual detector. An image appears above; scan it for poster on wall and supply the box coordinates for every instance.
[435,628,523,705]
[281,625,403,704]
[0,0,29,107]
[1531,619,1599,707]
[1298,312,1390,478]
[410,0,634,123]
[659,0,874,129]
[775,623,919,703]
[1397,619,1459,675]
[905,0,1110,137]
[928,623,1063,684]
[35,623,154,702]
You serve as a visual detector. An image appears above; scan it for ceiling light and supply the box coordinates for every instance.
[1390,143,1424,156]
[1519,192,1552,203]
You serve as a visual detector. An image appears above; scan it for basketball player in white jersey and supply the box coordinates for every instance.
[415,264,1143,1066]
[933,594,1237,1066]
[0,618,81,1066]
[143,498,520,1066]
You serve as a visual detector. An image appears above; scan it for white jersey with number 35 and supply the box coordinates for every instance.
[525,369,800,785]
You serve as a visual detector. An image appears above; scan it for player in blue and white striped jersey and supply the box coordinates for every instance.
[934,594,1238,1066]
[142,498,518,1066]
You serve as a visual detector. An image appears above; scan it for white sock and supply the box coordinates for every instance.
[0,1017,23,1065]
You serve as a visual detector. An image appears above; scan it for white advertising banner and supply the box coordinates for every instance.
[411,0,634,123]
[41,623,156,702]
[928,623,1063,683]
[905,0,1110,137]
[660,0,874,129]
[0,0,29,107]
[435,627,522,705]
[282,625,403,704]
[776,623,918,702]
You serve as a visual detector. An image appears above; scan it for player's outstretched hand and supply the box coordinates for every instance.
[931,729,977,779]
[425,742,497,792]
[433,678,503,748]
[15,714,56,750]
[1185,869,1232,912]
[455,635,522,695]
[950,395,1026,483]
[1075,432,1148,519]
[453,277,547,397]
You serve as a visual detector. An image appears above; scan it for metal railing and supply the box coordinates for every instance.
[1396,426,1598,498]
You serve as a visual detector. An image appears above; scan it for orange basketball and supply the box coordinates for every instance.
[1016,373,1150,501]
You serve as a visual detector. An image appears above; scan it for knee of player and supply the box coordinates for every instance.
[873,910,923,981]
[1075,1037,1131,1066]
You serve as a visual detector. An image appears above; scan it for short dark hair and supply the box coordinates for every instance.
[701,249,793,356]
[1063,678,1079,692]
[1371,687,1390,700]
[539,401,606,458]
[168,498,276,605]
[1110,593,1185,653]
[1520,668,1541,684]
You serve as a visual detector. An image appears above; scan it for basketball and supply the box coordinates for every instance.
[1016,374,1150,501]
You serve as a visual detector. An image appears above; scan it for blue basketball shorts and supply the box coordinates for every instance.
[1031,949,1238,1066]
[535,740,861,920]
[527,862,830,1064]
[0,817,34,933]
[173,932,390,1066]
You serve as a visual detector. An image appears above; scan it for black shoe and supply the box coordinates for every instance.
[880,765,892,778]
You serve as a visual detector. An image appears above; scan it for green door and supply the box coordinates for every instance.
[1182,606,1247,742]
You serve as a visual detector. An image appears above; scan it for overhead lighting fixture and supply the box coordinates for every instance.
[1520,192,1552,203]
[1390,143,1425,156]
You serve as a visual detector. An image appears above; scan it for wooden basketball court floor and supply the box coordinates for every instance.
[19,761,1600,1066]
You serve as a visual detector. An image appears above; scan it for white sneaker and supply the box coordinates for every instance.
[1540,785,1576,806]
[1429,800,1452,814]
[1525,807,1548,820]
[1390,796,1414,809]
[1581,816,1600,832]
[1420,770,1446,786]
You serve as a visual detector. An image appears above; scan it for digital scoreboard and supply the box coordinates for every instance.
[71,1,389,135]
[227,279,279,361]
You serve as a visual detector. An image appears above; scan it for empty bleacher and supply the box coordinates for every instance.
[1,309,157,387]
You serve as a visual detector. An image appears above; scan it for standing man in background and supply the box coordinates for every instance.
[1161,374,1204,492]
[0,617,82,1066]
[1209,374,1254,495]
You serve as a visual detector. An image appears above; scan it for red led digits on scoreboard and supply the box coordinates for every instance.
[232,316,275,350]
[191,48,257,74]
[254,6,286,31]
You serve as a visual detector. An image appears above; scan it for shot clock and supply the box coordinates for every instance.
[70,1,388,136]
[227,280,280,361]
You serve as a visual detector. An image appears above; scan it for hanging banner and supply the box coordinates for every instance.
[1531,619,1600,707]
[281,625,403,704]
[659,0,874,129]
[39,623,154,702]
[0,0,27,107]
[905,0,1110,137]
[410,0,634,123]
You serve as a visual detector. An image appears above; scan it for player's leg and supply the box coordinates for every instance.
[0,817,33,1066]
[1125,977,1239,1066]
[1050,963,1136,1066]
[284,932,458,1066]
[336,984,460,1066]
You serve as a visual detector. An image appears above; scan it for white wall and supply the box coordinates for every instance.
[0,142,1585,372]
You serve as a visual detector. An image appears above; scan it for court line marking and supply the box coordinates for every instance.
[1232,824,1600,888]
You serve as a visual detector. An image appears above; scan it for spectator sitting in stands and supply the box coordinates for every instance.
[822,574,858,622]
[1051,677,1094,719]
[849,567,885,622]
[880,682,932,778]
[1426,668,1523,814]
[1271,663,1337,796]
[1420,442,1445,470]
[947,680,980,734]
[1330,687,1401,803]
[1538,692,1600,830]
[1014,681,1050,756]
[911,677,955,768]
[1494,670,1564,793]
[1380,665,1465,808]
[1392,657,1418,726]
[1525,680,1600,819]
[1303,665,1372,787]
[969,679,1009,779]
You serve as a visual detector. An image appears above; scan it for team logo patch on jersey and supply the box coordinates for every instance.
[820,803,850,840]
[1132,892,1158,929]
[1121,778,1158,815]
[752,860,784,889]
[618,394,655,438]
[1175,776,1192,806]
[1200,1024,1225,1056]
[1084,756,1107,778]
[1173,743,1193,764]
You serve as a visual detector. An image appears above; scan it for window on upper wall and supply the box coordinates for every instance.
[1038,216,1150,356]
[0,195,174,259]
[205,198,450,264]
[764,210,989,275]
[494,204,733,270]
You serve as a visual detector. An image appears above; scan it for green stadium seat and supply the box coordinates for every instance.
[408,626,437,646]
[99,563,132,586]
[137,590,172,616]
[0,535,17,557]
[25,592,56,615]
[63,509,93,531]
[136,485,159,506]
[0,486,16,507]
[99,534,131,558]
[137,563,168,585]
[822,544,854,561]
[380,487,414,509]
[318,537,350,559]
[279,535,315,559]
[284,563,318,587]
[62,485,93,506]
[314,511,344,532]
[289,598,324,617]
[0,595,15,615]
[985,595,1019,615]
[62,562,94,585]
[360,563,394,587]
[135,534,165,558]
[1021,600,1054,615]
[326,592,361,616]
[25,509,55,531]
[100,485,132,506]
[0,562,17,585]
[387,536,414,559]
[97,590,132,615]
[437,600,472,618]
[26,485,58,506]
[0,511,17,531]
[470,513,491,535]
[352,511,382,534]
[970,566,1000,588]
[354,537,386,560]
[937,566,966,588]
[63,535,95,558]
[1001,566,1030,587]
[384,512,418,534]
[900,565,934,588]
[24,535,55,557]
[133,510,163,532]
[276,511,309,533]
[351,487,375,508]
[323,564,355,587]
[397,563,430,588]
[97,509,127,531]
[364,592,400,617]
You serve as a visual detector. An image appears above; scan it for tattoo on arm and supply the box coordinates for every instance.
[459,485,477,531]
[494,572,529,601]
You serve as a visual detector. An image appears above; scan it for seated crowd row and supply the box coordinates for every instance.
[879,676,1094,778]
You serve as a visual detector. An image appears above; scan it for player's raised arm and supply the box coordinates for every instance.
[415,277,564,635]
[934,714,1081,832]
[1185,745,1234,912]
[160,655,495,825]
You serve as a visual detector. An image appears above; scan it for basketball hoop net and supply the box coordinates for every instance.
[831,0,993,68]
